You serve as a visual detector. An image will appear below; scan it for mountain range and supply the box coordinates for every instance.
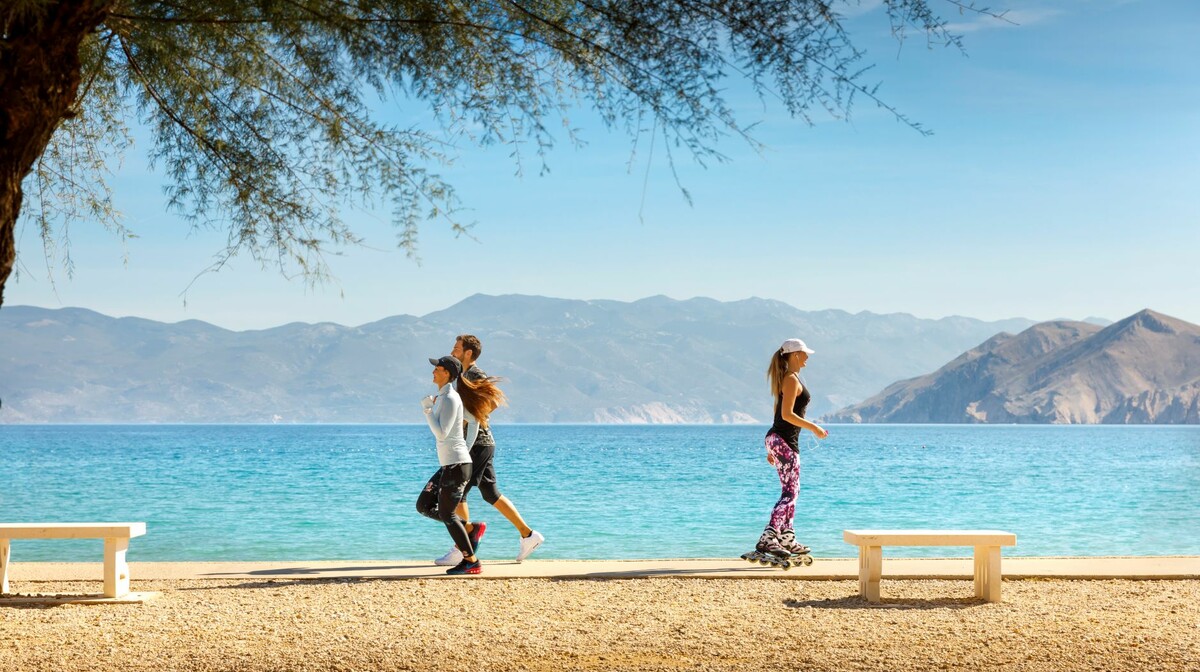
[827,309,1200,424]
[0,294,1037,424]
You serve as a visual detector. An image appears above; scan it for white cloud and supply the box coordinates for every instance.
[945,7,1064,33]
[836,0,887,18]
[835,0,1064,32]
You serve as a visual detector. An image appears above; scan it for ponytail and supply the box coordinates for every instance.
[459,373,507,427]
[766,348,788,401]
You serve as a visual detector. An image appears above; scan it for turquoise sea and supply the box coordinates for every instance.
[1,424,1197,562]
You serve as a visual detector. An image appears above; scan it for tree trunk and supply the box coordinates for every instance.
[0,1,114,309]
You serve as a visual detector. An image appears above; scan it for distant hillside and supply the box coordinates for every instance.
[827,310,1200,424]
[0,295,1035,423]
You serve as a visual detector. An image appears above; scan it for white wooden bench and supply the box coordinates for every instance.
[844,529,1017,603]
[1,523,147,598]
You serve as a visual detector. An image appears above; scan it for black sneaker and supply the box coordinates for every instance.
[446,558,482,575]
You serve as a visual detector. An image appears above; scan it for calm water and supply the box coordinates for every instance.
[1,424,1197,561]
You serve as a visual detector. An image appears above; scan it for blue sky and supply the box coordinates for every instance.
[8,0,1198,330]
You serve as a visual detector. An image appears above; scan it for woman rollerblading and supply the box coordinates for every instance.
[739,338,829,570]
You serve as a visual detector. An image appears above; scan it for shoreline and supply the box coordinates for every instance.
[9,556,1200,583]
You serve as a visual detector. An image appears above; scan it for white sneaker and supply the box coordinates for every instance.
[516,530,544,563]
[434,546,463,566]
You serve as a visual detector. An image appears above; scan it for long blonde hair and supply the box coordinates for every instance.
[459,373,507,427]
[766,348,790,402]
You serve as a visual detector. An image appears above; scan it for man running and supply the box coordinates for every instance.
[434,334,545,565]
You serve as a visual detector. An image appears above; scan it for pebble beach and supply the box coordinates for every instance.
[3,577,1198,671]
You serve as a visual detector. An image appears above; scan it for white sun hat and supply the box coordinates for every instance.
[780,338,815,355]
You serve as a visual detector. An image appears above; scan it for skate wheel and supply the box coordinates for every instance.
[780,561,792,571]
[800,555,814,566]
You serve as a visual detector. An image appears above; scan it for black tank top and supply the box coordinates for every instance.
[768,374,810,451]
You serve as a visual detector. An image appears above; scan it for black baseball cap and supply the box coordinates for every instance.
[429,355,462,380]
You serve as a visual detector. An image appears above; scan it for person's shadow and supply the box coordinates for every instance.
[201,564,430,578]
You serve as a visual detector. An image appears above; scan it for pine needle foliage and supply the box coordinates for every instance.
[0,0,995,303]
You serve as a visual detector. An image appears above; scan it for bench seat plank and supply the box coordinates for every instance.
[844,529,1016,547]
[0,523,146,540]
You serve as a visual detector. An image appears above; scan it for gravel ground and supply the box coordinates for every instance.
[2,578,1198,671]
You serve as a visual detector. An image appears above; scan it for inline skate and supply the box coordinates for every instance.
[740,527,794,569]
[778,528,814,566]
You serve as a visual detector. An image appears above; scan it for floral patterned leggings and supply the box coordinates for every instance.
[765,432,800,531]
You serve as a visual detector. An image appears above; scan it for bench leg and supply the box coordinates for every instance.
[1,539,9,595]
[858,545,882,603]
[103,538,130,598]
[974,545,985,598]
[984,545,1002,602]
[973,545,1002,602]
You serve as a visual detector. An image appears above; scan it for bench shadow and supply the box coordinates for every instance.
[784,595,987,610]
[0,602,72,610]
[0,593,151,609]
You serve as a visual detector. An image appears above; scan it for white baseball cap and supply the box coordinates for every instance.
[780,338,815,355]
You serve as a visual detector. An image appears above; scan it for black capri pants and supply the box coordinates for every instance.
[415,463,474,555]
[464,442,503,505]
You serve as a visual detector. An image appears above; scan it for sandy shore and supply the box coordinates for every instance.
[3,575,1198,671]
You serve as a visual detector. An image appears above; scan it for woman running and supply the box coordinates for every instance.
[742,338,829,569]
[415,355,481,575]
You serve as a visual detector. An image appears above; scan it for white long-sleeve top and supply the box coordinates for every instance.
[422,382,470,466]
